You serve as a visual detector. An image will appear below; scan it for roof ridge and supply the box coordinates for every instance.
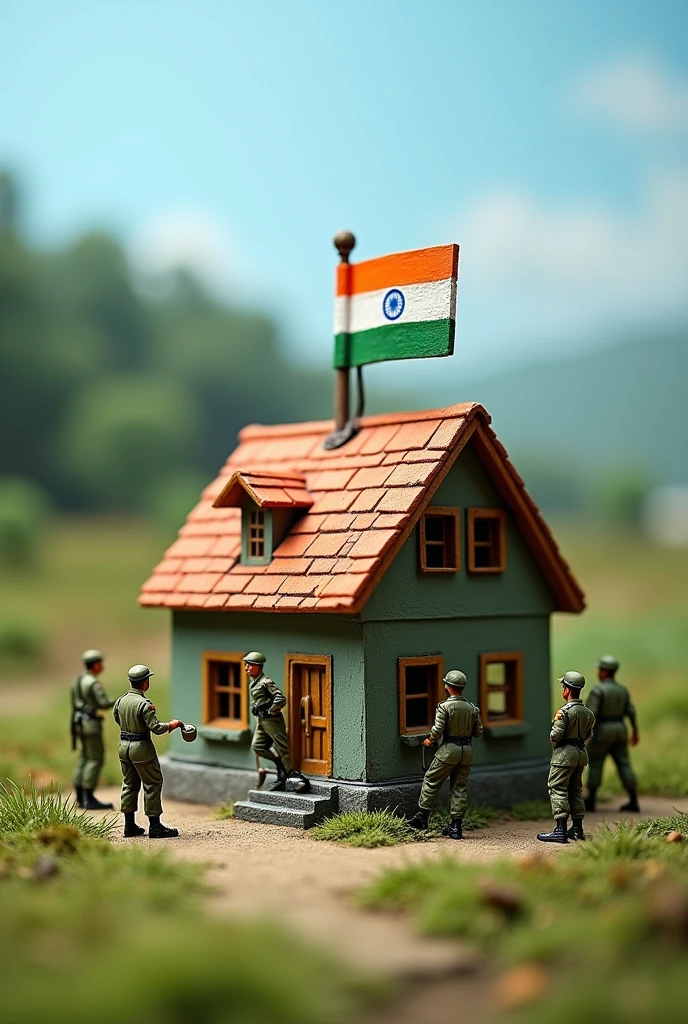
[238,402,488,441]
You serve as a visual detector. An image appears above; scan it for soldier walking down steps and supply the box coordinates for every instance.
[585,655,640,813]
[244,652,309,793]
[70,649,115,810]
[407,670,484,840]
[537,671,596,844]
[113,665,183,839]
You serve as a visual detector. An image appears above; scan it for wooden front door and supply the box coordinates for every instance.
[287,655,332,776]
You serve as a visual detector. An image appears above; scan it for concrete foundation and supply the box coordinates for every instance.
[162,755,550,820]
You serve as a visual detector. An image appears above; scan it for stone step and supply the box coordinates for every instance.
[234,800,321,829]
[247,788,332,812]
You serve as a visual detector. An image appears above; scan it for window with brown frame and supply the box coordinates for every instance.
[202,652,248,729]
[418,507,460,572]
[398,656,444,734]
[467,508,506,572]
[479,652,523,725]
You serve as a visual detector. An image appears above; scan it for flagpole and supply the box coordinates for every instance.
[324,230,357,450]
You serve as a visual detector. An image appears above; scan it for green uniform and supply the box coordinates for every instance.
[71,671,114,790]
[586,679,637,792]
[547,699,596,819]
[113,689,170,817]
[250,673,293,773]
[418,695,484,817]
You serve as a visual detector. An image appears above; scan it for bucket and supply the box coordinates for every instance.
[181,723,197,743]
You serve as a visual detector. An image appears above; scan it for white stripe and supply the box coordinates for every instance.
[334,278,454,335]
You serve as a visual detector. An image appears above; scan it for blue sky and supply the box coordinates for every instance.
[2,0,687,389]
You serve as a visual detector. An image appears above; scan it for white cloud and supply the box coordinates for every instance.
[455,170,688,336]
[127,210,240,298]
[568,56,688,134]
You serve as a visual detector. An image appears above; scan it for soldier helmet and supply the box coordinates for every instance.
[243,651,266,665]
[558,670,586,691]
[597,655,619,672]
[128,664,155,684]
[444,670,468,689]
[81,649,104,665]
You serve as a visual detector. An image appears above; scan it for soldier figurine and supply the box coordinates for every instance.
[70,648,115,810]
[244,651,308,792]
[113,664,183,838]
[407,670,483,840]
[585,655,640,813]
[537,670,596,844]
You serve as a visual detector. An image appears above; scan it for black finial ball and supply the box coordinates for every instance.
[333,230,356,262]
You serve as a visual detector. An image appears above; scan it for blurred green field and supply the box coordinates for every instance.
[0,517,686,795]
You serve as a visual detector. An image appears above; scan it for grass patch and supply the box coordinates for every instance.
[311,804,503,848]
[0,782,381,1023]
[311,809,420,848]
[359,813,688,1021]
[637,809,688,838]
[0,779,116,840]
[214,801,235,820]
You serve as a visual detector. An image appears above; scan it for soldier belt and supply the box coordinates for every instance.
[120,731,147,742]
[445,736,472,745]
[559,739,587,750]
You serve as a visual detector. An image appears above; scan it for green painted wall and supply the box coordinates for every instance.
[363,442,556,621]
[169,611,366,780]
[362,615,552,783]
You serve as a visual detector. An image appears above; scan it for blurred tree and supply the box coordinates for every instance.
[146,469,211,540]
[0,476,52,570]
[60,376,201,511]
[0,171,334,515]
[0,170,20,233]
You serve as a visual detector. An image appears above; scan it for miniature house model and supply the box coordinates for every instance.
[140,401,585,824]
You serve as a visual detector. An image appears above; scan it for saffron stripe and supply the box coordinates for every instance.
[336,244,459,296]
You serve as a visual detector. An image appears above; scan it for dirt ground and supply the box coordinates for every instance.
[90,787,688,1023]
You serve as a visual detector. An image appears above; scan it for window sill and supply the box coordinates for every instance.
[484,722,530,739]
[198,725,251,743]
[400,733,431,747]
[467,566,505,574]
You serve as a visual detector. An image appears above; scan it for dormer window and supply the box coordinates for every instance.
[212,469,313,567]
[242,506,272,565]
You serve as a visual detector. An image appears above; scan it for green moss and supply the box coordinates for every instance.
[214,802,235,820]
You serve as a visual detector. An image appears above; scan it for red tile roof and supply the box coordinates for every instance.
[140,403,585,614]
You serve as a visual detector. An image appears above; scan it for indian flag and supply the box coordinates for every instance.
[333,243,459,369]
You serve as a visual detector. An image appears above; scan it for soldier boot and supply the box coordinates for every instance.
[537,818,569,844]
[567,818,586,841]
[619,790,640,812]
[584,787,597,812]
[82,789,114,810]
[287,770,311,794]
[270,757,289,792]
[74,785,84,808]
[407,807,430,831]
[147,816,179,839]
[123,812,145,838]
[442,817,463,840]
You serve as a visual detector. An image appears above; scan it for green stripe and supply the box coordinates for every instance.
[333,319,455,369]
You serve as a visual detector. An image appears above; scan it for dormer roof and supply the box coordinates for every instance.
[140,403,585,615]
[213,470,313,510]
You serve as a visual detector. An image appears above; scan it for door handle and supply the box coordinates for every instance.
[301,695,312,738]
